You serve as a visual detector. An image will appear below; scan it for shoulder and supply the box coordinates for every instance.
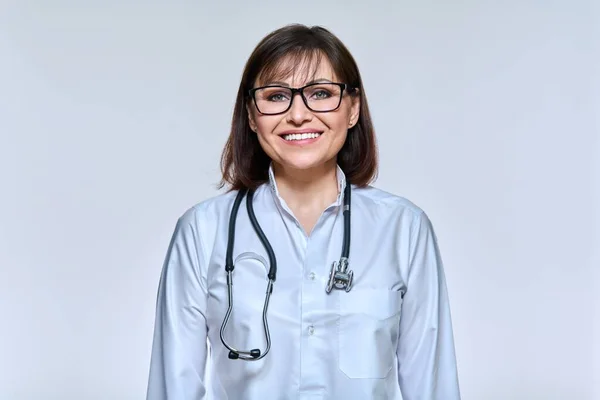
[175,189,240,227]
[164,190,242,265]
[352,185,437,241]
[352,184,426,219]
[355,186,442,262]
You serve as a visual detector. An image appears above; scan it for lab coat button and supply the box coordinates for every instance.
[309,272,316,280]
[308,326,315,335]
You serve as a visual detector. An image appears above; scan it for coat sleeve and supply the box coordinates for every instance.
[146,208,209,400]
[396,211,461,399]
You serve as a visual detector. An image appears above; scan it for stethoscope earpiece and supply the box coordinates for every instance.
[228,349,261,360]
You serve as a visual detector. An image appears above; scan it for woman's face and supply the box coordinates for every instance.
[247,57,360,174]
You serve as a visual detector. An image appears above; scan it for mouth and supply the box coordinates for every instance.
[280,131,323,142]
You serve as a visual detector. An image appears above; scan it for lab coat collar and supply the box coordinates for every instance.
[267,163,347,208]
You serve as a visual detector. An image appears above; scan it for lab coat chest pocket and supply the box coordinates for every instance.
[338,289,403,379]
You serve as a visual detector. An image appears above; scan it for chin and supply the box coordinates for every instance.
[275,154,335,171]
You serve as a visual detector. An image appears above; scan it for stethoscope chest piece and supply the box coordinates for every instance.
[326,257,354,293]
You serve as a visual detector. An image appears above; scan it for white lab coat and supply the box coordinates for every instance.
[147,165,461,399]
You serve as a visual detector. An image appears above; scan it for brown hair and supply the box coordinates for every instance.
[219,24,378,191]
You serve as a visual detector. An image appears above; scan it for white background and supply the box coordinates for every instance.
[1,1,598,399]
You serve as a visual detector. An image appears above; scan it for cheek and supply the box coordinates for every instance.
[254,115,281,135]
[330,103,353,129]
[324,112,351,134]
[321,118,349,148]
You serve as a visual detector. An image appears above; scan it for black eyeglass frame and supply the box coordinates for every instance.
[248,82,356,115]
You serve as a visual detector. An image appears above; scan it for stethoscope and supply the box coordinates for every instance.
[219,180,354,361]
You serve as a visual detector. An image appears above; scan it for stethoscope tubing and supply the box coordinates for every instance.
[220,180,351,360]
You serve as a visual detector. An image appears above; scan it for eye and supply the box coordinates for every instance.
[305,84,339,101]
[267,92,290,102]
[256,87,291,103]
[312,89,331,99]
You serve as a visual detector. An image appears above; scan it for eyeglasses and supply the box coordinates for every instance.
[249,82,353,115]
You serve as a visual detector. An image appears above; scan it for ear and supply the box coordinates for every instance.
[348,88,361,128]
[246,102,257,132]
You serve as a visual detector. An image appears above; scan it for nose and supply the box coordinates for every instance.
[286,92,312,125]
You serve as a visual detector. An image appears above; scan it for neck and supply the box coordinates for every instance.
[271,161,340,213]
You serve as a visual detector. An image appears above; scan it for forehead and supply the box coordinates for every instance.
[255,51,338,87]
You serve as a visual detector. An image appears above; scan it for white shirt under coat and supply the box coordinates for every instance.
[146,165,461,399]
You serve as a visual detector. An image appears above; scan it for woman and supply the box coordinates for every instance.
[146,24,460,399]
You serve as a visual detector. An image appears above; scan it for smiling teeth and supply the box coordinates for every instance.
[283,132,321,141]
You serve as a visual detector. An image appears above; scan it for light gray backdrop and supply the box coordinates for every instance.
[1,1,598,399]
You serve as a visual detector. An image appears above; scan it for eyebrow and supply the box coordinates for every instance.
[261,78,335,87]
